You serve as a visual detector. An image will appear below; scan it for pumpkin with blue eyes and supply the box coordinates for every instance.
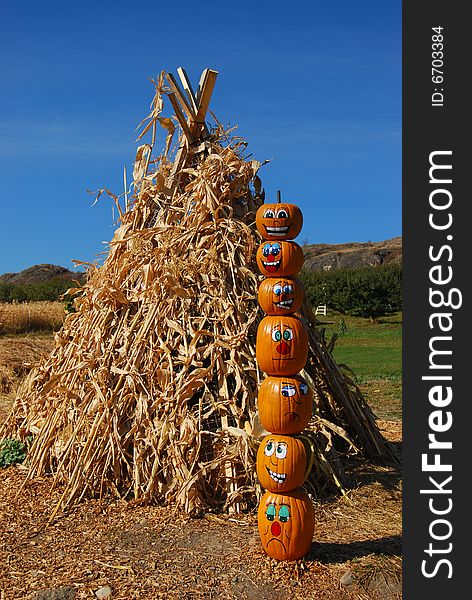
[258,375,312,434]
[258,489,315,560]
[256,434,308,492]
[256,241,304,277]
[258,277,304,316]
[256,315,308,376]
[256,203,303,241]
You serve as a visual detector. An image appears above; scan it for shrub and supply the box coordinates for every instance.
[0,438,27,468]
[0,278,81,303]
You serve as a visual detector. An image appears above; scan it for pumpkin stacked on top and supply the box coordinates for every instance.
[255,198,315,561]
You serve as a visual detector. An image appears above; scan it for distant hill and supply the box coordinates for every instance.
[302,237,402,271]
[0,264,85,286]
[0,238,401,286]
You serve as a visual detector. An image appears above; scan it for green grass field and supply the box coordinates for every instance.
[317,311,402,420]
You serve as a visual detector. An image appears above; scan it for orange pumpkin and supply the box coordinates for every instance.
[258,277,304,316]
[258,375,312,434]
[256,315,308,376]
[256,203,303,241]
[256,241,304,277]
[256,434,308,492]
[258,489,314,561]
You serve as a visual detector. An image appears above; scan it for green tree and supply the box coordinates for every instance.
[300,263,402,319]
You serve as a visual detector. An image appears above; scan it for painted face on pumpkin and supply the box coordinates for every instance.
[256,315,308,376]
[271,323,294,357]
[263,438,289,485]
[256,203,303,241]
[258,490,314,561]
[263,501,292,553]
[258,375,312,435]
[260,242,282,273]
[258,277,304,316]
[272,280,295,311]
[256,241,304,278]
[281,380,309,422]
[256,434,307,492]
[261,207,291,238]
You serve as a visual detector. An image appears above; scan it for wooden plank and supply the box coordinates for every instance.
[177,67,209,137]
[177,67,199,115]
[196,68,210,105]
[169,142,189,181]
[196,70,218,120]
[166,73,196,121]
[166,68,217,200]
[191,69,218,141]
[167,92,194,144]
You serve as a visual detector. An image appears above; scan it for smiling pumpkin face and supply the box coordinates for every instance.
[258,489,314,561]
[256,203,303,241]
[256,315,308,376]
[256,434,307,492]
[258,375,312,435]
[256,241,304,277]
[258,277,304,316]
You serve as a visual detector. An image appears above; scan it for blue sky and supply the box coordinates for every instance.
[0,1,400,274]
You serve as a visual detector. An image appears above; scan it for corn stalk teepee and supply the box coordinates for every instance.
[1,68,397,517]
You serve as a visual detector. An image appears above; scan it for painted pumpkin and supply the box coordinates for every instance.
[256,203,303,241]
[256,241,304,277]
[256,315,308,376]
[258,489,314,561]
[258,375,312,434]
[258,277,304,316]
[256,434,308,492]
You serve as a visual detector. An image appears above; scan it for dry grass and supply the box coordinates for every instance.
[0,302,65,335]
[0,365,15,396]
[0,302,64,419]
[0,335,55,422]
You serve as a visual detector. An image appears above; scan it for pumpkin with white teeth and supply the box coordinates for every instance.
[256,241,304,277]
[258,277,304,316]
[256,202,303,241]
[256,434,308,492]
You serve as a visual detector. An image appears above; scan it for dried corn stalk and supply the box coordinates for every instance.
[1,72,397,516]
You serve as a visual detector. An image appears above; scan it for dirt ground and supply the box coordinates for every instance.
[0,422,401,600]
[0,334,401,600]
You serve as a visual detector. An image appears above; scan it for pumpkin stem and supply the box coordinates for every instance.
[276,190,281,203]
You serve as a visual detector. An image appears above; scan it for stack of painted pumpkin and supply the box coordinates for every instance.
[255,198,315,561]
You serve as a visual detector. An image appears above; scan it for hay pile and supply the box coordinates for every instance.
[1,70,396,516]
